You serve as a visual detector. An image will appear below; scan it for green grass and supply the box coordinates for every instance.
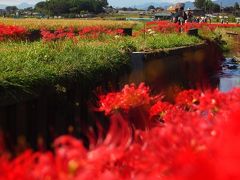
[225,27,240,33]
[0,41,129,88]
[199,27,240,52]
[140,33,201,50]
[0,33,202,100]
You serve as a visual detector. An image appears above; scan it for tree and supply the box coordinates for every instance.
[234,2,239,10]
[5,6,18,14]
[147,5,155,11]
[205,0,213,11]
[34,0,107,16]
[35,1,48,14]
[24,7,34,12]
[234,2,239,16]
[194,0,215,12]
[194,0,206,9]
[211,3,220,13]
[223,6,234,13]
[98,0,108,7]
[47,0,72,15]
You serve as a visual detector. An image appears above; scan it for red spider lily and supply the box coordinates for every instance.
[99,83,153,129]
[99,83,151,115]
[146,21,240,34]
[149,101,173,120]
[41,27,77,42]
[175,89,202,110]
[41,26,124,41]
[1,85,240,179]
[0,24,27,41]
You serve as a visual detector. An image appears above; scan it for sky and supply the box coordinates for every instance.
[0,0,40,5]
[0,0,194,7]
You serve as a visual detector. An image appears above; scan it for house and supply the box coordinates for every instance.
[118,10,146,15]
[154,12,172,20]
[236,17,240,24]
[0,9,6,16]
[191,8,205,16]
[103,7,118,14]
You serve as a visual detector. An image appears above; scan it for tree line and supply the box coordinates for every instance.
[35,0,108,15]
[194,0,239,13]
[2,0,239,17]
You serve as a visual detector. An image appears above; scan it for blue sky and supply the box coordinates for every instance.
[0,0,40,5]
[108,0,192,7]
[0,0,193,7]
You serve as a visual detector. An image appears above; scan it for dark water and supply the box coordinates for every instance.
[212,57,240,92]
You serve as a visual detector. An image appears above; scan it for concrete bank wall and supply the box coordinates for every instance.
[128,42,223,93]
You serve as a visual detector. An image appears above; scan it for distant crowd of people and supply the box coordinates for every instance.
[171,7,213,25]
[171,6,234,25]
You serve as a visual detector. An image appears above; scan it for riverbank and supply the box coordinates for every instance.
[0,33,201,104]
[200,27,240,56]
[0,21,232,150]
[0,40,223,153]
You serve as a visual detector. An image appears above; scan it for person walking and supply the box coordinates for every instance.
[186,8,193,23]
[173,7,187,25]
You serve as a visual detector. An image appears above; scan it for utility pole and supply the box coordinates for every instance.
[205,0,209,14]
[46,0,50,18]
[205,1,206,13]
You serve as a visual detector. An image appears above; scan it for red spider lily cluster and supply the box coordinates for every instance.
[0,24,27,41]
[146,21,240,33]
[41,27,76,42]
[1,83,240,179]
[99,83,152,115]
[41,26,124,41]
[1,21,240,41]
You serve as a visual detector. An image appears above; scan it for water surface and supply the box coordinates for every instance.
[213,57,240,92]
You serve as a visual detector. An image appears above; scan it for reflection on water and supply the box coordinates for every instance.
[213,58,240,92]
[130,44,223,101]
[130,46,240,96]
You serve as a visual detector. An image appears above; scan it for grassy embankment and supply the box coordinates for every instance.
[199,26,240,53]
[0,31,201,100]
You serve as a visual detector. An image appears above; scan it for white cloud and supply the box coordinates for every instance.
[0,0,40,5]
